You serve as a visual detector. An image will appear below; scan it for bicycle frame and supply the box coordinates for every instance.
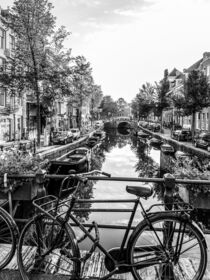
[63,195,140,266]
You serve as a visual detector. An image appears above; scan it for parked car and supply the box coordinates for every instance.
[194,132,210,151]
[51,131,73,145]
[70,128,81,140]
[172,128,192,141]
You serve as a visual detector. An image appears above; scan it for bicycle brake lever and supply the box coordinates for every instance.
[102,172,111,177]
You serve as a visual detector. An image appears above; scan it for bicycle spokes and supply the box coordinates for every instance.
[129,215,206,280]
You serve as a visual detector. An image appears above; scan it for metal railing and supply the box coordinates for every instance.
[0,171,210,231]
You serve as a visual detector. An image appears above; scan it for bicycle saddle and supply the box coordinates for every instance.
[126,185,153,198]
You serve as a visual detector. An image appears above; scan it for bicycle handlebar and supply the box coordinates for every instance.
[59,170,111,197]
[76,170,111,178]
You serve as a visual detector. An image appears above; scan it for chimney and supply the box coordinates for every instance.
[203,52,210,60]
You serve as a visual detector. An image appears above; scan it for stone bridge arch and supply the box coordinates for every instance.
[104,117,137,130]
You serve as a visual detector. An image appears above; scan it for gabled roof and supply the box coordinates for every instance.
[169,68,178,77]
[184,58,202,73]
[168,68,183,78]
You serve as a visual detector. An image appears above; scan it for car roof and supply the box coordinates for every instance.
[200,132,210,136]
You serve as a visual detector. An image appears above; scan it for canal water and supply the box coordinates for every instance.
[77,128,167,250]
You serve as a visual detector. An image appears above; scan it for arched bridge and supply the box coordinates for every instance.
[104,117,137,129]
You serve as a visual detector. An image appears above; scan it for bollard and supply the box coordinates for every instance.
[33,138,36,154]
[163,173,175,210]
[35,168,46,198]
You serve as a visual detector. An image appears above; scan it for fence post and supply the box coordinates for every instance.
[35,168,46,198]
[163,173,175,210]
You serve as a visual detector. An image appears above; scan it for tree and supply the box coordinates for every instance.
[99,96,118,119]
[1,0,72,145]
[131,82,157,120]
[156,69,170,126]
[71,56,93,128]
[168,87,185,126]
[89,85,103,124]
[183,70,210,137]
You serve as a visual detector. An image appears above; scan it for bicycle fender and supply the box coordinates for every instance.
[172,214,208,249]
[191,220,207,249]
[0,207,19,238]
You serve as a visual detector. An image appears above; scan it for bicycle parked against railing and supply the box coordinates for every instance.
[17,170,207,280]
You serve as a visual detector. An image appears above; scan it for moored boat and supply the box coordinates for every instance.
[46,147,91,196]
[137,131,150,139]
[86,136,101,148]
[91,130,106,141]
[160,143,175,154]
[149,137,163,149]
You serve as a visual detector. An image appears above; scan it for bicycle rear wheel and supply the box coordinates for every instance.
[127,213,207,280]
[0,208,17,270]
[17,214,81,280]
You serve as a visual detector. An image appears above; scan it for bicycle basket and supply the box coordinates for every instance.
[33,195,72,220]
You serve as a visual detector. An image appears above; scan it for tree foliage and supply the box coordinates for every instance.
[99,95,117,118]
[183,70,210,136]
[156,69,170,118]
[183,70,210,115]
[0,0,72,144]
[131,82,156,119]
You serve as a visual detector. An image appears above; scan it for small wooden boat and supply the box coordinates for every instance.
[160,143,175,154]
[175,151,192,160]
[46,147,91,196]
[86,136,101,148]
[137,131,150,139]
[92,130,106,141]
[48,147,91,175]
[149,137,163,149]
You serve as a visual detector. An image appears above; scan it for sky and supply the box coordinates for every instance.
[1,0,210,102]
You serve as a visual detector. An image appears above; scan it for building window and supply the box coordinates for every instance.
[9,34,15,51]
[58,102,61,114]
[0,88,6,106]
[0,28,6,49]
[0,57,6,72]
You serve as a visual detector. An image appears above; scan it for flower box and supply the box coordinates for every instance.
[0,180,38,201]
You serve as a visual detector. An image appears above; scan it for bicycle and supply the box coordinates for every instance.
[17,170,207,280]
[0,201,19,270]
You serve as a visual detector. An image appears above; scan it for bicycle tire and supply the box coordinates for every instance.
[127,213,207,280]
[0,207,17,270]
[17,214,81,280]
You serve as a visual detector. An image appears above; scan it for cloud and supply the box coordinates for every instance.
[51,0,155,35]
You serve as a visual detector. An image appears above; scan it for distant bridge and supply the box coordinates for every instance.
[103,117,137,129]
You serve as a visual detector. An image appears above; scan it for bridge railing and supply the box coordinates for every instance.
[0,171,210,231]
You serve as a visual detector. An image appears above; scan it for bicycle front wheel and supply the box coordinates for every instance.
[17,214,81,280]
[0,208,17,270]
[128,213,207,280]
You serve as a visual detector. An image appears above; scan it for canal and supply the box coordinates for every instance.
[76,127,210,251]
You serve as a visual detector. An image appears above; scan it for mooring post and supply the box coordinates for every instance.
[163,173,175,210]
[35,168,46,198]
